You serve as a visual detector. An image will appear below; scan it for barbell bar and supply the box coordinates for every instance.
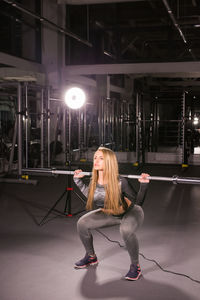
[21,168,200,185]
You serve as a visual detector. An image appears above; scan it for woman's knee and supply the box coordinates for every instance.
[77,215,90,233]
[126,206,144,226]
[120,208,144,237]
[120,221,137,239]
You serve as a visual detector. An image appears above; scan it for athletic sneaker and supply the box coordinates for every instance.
[125,264,141,281]
[74,254,98,269]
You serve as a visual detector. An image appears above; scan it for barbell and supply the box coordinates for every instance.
[22,168,200,185]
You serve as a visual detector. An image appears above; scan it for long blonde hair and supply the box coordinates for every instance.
[86,147,122,214]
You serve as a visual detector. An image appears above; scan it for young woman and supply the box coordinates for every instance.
[73,147,149,281]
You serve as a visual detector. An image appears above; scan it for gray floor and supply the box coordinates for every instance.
[0,164,200,300]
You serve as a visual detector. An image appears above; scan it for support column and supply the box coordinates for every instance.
[182,91,187,166]
[17,83,23,176]
[40,89,44,168]
[135,93,140,164]
[24,83,29,168]
[42,0,66,89]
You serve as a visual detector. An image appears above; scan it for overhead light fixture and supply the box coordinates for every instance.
[64,87,86,109]
[193,116,199,125]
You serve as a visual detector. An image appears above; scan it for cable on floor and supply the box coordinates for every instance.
[54,191,200,284]
[95,229,200,284]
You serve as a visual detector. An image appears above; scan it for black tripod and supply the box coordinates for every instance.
[39,159,86,226]
[39,108,87,226]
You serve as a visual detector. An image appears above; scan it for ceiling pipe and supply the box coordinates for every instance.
[2,0,92,47]
[162,0,196,60]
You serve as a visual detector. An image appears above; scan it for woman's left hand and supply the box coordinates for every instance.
[138,173,150,183]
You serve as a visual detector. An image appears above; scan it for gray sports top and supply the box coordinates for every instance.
[73,176,148,214]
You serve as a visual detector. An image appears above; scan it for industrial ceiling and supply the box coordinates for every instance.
[64,0,200,63]
[0,0,200,94]
[62,0,200,96]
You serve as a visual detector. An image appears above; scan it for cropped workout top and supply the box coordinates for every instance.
[73,176,148,214]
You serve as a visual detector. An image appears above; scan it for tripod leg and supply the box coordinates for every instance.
[39,190,66,226]
[64,188,72,216]
[64,173,73,216]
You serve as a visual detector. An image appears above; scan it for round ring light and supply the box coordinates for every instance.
[64,87,86,109]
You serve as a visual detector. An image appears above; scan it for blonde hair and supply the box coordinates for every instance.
[86,147,122,214]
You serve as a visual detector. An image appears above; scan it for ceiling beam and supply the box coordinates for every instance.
[147,78,200,87]
[0,67,45,83]
[0,52,44,73]
[63,61,200,76]
[162,0,196,60]
[2,0,92,47]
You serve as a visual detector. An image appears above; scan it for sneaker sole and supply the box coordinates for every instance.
[125,271,141,281]
[74,261,98,269]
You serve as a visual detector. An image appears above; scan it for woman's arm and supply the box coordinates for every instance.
[121,173,150,207]
[136,173,150,206]
[121,177,137,203]
[136,183,149,206]
[73,169,89,198]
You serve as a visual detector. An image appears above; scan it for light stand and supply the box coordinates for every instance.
[39,87,86,226]
[63,107,73,217]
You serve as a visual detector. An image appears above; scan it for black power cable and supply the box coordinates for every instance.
[95,229,200,284]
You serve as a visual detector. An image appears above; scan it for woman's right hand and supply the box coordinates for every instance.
[73,169,85,178]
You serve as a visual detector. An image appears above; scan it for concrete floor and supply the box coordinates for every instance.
[0,164,200,300]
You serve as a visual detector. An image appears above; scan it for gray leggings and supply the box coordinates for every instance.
[77,205,144,265]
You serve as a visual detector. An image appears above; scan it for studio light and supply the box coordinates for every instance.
[193,116,199,125]
[64,87,86,109]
